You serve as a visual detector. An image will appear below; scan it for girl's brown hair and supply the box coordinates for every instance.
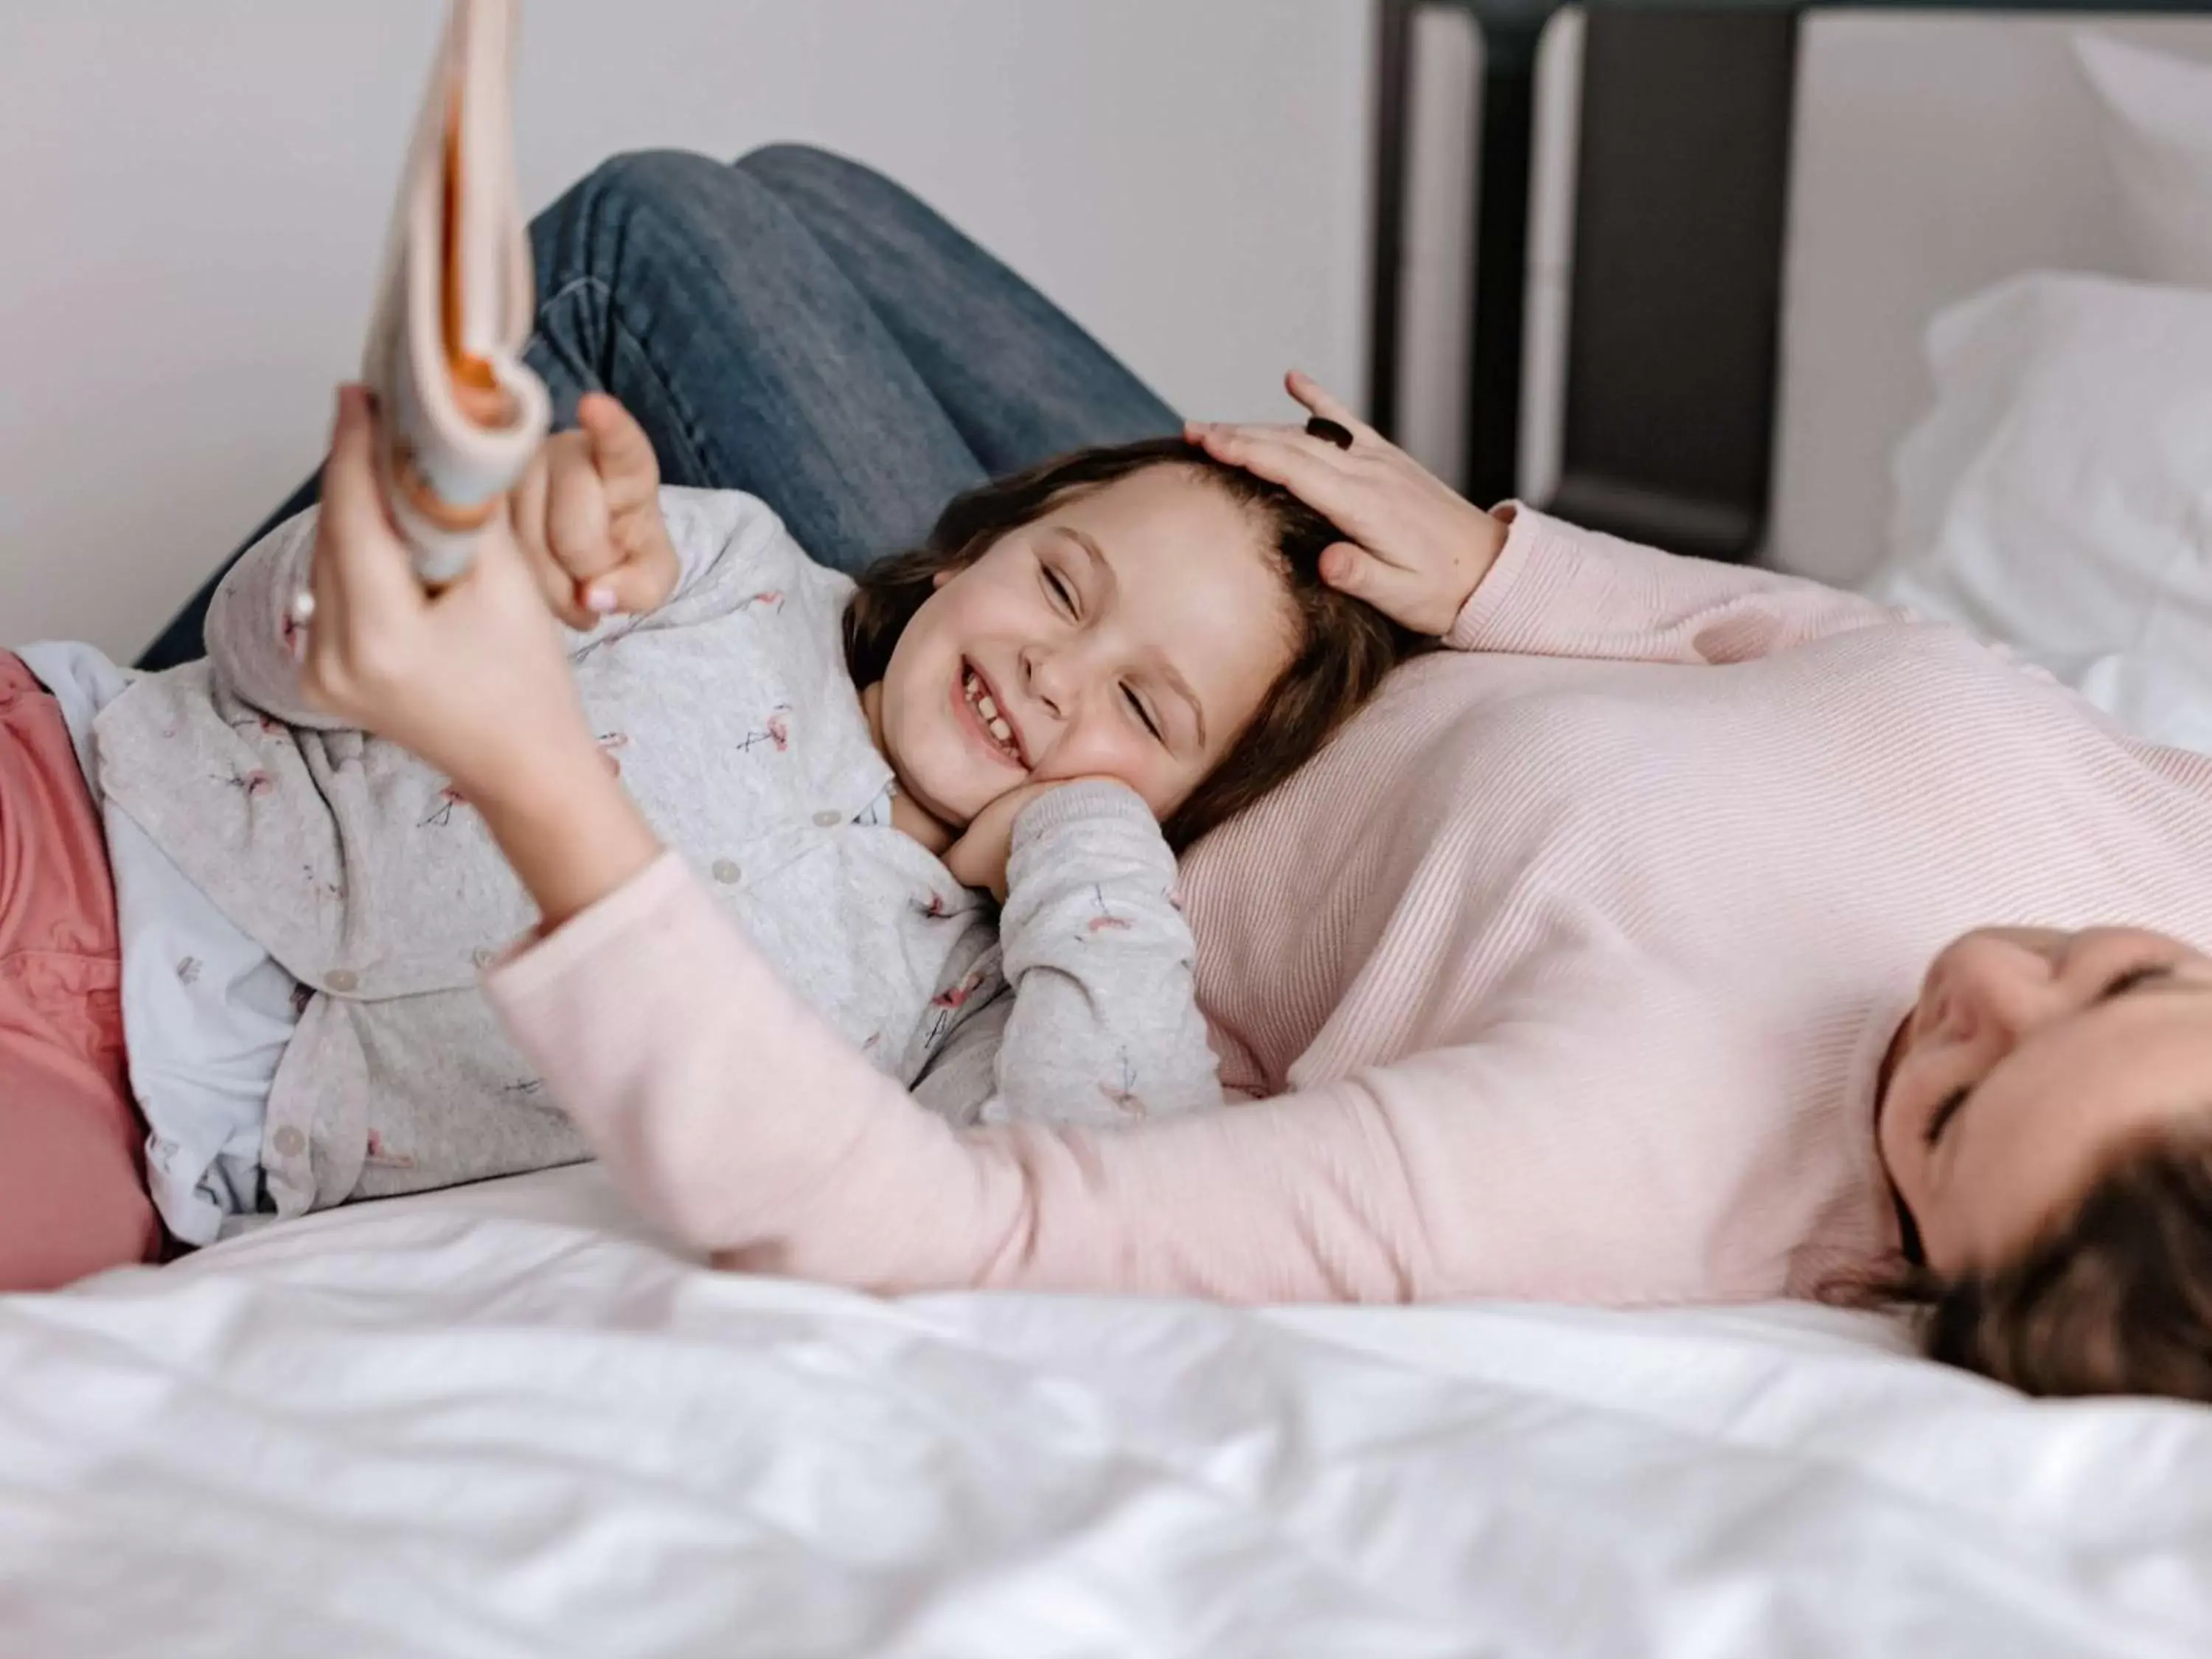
[1839,1125,2212,1402]
[844,437,1424,849]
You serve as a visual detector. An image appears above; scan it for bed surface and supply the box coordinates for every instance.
[5,1170,2211,1657]
[18,16,2212,1654]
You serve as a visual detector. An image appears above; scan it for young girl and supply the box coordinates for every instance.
[1,389,1402,1279]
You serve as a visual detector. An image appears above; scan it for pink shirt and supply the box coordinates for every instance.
[485,510,2212,1306]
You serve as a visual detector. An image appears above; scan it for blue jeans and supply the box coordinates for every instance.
[139,145,1177,670]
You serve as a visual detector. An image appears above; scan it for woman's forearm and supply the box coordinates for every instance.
[467,740,664,933]
[481,854,1490,1304]
[1446,507,1896,666]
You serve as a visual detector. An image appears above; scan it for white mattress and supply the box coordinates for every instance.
[4,1169,2211,1658]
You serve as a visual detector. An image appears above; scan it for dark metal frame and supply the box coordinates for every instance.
[1368,0,2212,560]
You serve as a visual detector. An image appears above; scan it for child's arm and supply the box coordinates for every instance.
[931,780,1222,1127]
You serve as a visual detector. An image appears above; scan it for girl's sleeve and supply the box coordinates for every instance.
[643,485,796,610]
[204,507,350,728]
[483,852,1719,1307]
[1448,505,1900,665]
[927,779,1223,1129]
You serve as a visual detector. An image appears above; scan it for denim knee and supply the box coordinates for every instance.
[565,148,748,227]
[734,143,909,217]
[734,142,866,189]
[532,147,797,313]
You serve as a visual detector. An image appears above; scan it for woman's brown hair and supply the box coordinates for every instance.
[843,437,1424,849]
[1851,1126,2212,1402]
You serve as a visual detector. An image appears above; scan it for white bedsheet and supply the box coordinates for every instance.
[4,1169,2211,1658]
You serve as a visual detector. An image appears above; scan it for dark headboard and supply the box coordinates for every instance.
[1368,0,2212,561]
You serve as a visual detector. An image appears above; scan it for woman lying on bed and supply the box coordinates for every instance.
[259,149,2212,1406]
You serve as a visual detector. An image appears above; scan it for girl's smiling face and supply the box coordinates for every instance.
[872,466,1301,833]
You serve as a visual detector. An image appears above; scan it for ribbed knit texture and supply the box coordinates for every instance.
[487,509,2212,1307]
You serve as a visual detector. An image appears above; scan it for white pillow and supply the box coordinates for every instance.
[1864,271,2212,754]
[2074,32,2212,288]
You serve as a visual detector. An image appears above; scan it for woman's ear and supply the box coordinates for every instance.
[931,568,953,590]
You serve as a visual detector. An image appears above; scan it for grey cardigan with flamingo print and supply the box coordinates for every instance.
[91,487,1222,1217]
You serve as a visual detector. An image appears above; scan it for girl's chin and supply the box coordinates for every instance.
[924,741,1022,804]
[895,756,994,829]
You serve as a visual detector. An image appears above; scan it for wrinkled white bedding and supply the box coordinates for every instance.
[3,1166,2210,1658]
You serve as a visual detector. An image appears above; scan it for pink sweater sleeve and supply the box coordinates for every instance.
[484,854,1691,1304]
[1449,507,1898,664]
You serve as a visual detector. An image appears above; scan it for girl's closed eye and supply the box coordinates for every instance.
[1123,683,1164,742]
[1042,563,1079,616]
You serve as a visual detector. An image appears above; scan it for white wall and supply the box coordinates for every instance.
[1390,9,2212,586]
[0,0,1373,659]
[1773,13,2212,585]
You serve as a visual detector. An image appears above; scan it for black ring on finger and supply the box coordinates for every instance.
[1304,416,1354,451]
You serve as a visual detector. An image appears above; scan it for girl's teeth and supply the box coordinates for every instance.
[962,668,1015,755]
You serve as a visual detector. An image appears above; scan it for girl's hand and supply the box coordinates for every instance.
[1186,370,1511,636]
[510,392,681,628]
[302,385,659,928]
[941,780,1066,902]
[302,386,602,809]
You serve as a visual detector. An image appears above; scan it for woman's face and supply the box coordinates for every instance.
[1878,925,2212,1274]
[874,467,1298,830]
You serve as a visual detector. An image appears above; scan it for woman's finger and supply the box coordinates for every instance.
[511,446,551,571]
[506,453,590,626]
[316,386,424,623]
[546,446,618,582]
[463,502,591,645]
[301,496,345,698]
[466,498,547,595]
[1317,538,1439,624]
[1186,418,1359,459]
[1284,370,1382,445]
[302,394,380,709]
[577,393,661,512]
[1189,425,1363,518]
[535,541,603,631]
[1188,421,1359,479]
[584,523,680,617]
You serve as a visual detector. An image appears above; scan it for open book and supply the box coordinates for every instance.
[361,0,550,586]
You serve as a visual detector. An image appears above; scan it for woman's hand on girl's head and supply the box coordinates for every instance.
[510,392,681,629]
[299,385,603,813]
[1186,370,1511,637]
